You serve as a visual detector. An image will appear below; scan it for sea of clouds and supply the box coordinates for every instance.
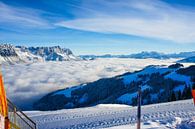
[2,58,178,110]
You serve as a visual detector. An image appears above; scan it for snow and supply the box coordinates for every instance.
[165,72,192,85]
[96,104,131,108]
[25,99,195,129]
[160,89,165,93]
[139,66,171,75]
[122,74,138,85]
[15,48,43,62]
[173,85,185,92]
[117,92,138,104]
[151,93,158,100]
[79,93,88,104]
[0,55,21,64]
[122,66,173,85]
[108,117,195,129]
[141,85,151,91]
[54,85,84,98]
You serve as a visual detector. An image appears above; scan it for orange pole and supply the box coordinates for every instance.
[0,70,10,129]
[192,90,195,105]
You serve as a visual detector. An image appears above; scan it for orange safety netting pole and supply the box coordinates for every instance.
[0,68,10,129]
[192,89,195,106]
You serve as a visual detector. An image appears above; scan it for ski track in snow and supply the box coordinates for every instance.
[26,99,195,129]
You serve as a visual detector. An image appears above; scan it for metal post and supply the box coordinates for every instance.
[14,107,17,125]
[137,86,141,129]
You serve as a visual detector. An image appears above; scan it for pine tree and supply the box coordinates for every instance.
[171,91,176,101]
[182,85,188,99]
[190,77,195,89]
[192,77,195,90]
[186,86,192,99]
[177,90,182,100]
[167,92,171,102]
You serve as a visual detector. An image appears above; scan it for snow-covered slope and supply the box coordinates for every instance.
[0,44,79,64]
[0,44,22,64]
[26,99,195,129]
[178,56,195,63]
[14,46,43,63]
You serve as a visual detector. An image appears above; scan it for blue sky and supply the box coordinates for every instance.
[0,0,195,55]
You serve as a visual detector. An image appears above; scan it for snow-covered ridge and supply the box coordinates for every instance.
[0,44,79,64]
[178,56,195,63]
[80,51,195,60]
[0,44,22,64]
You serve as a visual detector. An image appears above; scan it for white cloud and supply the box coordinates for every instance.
[56,0,195,43]
[2,58,179,109]
[0,2,51,29]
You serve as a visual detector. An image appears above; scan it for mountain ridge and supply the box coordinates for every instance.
[0,44,79,64]
[80,51,195,60]
[178,56,195,63]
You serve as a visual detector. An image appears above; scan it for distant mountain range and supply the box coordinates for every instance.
[33,63,195,111]
[178,56,195,63]
[1,44,195,64]
[0,44,80,64]
[80,51,195,60]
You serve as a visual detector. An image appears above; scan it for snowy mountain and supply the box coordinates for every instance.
[33,63,195,111]
[0,44,79,64]
[80,51,195,60]
[128,51,168,59]
[16,46,79,61]
[169,51,195,58]
[178,56,195,63]
[0,44,24,64]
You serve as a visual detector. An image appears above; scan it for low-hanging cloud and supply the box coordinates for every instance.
[56,0,195,43]
[2,58,178,110]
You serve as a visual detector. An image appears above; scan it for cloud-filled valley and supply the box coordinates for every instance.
[2,58,180,109]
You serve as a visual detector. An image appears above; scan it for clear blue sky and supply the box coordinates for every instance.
[0,0,195,55]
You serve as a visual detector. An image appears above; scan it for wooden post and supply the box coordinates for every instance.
[137,86,141,129]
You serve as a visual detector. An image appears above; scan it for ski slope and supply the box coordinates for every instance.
[26,99,195,129]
